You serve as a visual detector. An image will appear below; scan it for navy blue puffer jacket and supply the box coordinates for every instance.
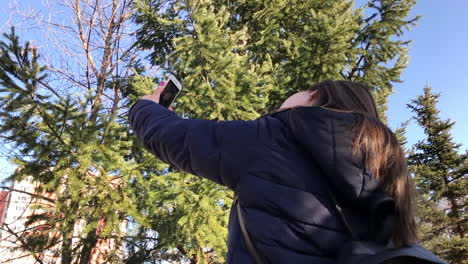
[129,100,387,264]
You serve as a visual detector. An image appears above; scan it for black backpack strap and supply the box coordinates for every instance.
[324,185,358,240]
[235,196,266,264]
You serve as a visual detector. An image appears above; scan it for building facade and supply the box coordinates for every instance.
[0,175,125,263]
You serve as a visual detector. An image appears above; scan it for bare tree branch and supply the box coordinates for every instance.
[0,186,56,203]
[2,224,46,264]
[75,0,99,78]
[3,1,144,262]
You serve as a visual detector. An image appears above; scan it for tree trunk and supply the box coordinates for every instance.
[61,231,73,264]
[79,229,98,264]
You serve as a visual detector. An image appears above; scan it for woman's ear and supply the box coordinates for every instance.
[309,90,319,105]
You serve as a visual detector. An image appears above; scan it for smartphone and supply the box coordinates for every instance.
[159,75,182,108]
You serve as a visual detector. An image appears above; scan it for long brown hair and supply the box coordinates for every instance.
[309,80,418,247]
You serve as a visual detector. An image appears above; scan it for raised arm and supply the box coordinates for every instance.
[129,100,259,189]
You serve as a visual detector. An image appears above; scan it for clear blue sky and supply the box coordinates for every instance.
[385,0,468,151]
[0,1,467,179]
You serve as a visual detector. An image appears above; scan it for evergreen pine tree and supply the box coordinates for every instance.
[136,0,419,118]
[0,22,141,264]
[408,84,467,264]
[129,0,419,263]
[128,1,275,262]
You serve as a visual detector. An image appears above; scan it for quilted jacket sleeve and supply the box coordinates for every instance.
[129,100,259,189]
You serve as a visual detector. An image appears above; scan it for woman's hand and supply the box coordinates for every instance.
[141,82,174,111]
[142,82,165,104]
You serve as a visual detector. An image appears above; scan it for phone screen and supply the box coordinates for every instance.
[159,80,180,108]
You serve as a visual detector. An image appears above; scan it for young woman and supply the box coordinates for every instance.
[129,80,418,264]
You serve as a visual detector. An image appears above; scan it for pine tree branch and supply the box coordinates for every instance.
[348,42,371,79]
[447,174,465,183]
[177,245,197,264]
[186,12,213,98]
[122,236,167,264]
[33,103,69,148]
[0,38,64,101]
[58,100,71,138]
